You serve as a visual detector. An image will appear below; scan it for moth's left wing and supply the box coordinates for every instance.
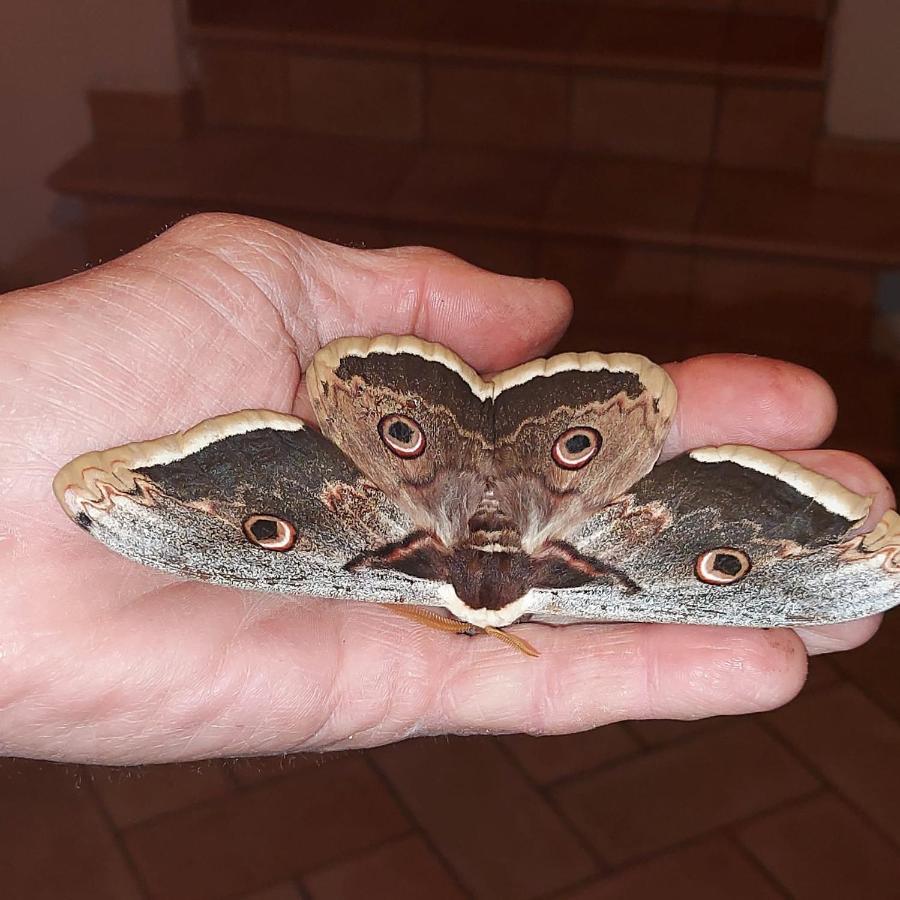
[528,445,900,627]
[53,410,443,605]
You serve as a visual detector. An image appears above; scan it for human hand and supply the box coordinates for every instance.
[0,214,892,763]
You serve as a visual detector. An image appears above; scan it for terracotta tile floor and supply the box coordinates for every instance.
[4,628,900,899]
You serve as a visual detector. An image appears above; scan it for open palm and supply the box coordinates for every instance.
[0,214,891,764]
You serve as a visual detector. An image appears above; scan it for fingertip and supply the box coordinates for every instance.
[796,615,883,656]
[406,249,573,370]
[640,624,807,719]
[663,354,839,458]
[782,449,896,509]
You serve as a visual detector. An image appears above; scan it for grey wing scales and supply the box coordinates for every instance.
[528,446,900,627]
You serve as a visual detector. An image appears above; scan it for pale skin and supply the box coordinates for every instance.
[0,213,893,764]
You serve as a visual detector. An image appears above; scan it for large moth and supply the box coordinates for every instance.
[54,335,900,655]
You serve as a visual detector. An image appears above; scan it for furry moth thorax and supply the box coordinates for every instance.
[54,335,900,638]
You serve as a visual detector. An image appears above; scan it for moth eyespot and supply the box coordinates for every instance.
[695,548,751,585]
[242,514,296,551]
[379,413,426,459]
[551,427,602,470]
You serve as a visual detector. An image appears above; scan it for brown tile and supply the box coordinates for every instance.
[561,837,781,899]
[612,0,730,8]
[698,169,900,265]
[723,14,825,80]
[835,614,900,720]
[239,883,304,900]
[501,725,640,784]
[546,157,702,245]
[430,0,593,65]
[288,55,423,141]
[89,761,234,828]
[384,224,536,277]
[768,683,900,844]
[572,75,716,163]
[211,0,453,54]
[691,252,875,357]
[554,721,818,864]
[198,45,289,128]
[741,793,900,898]
[715,85,823,172]
[803,655,840,692]
[627,716,727,747]
[389,147,558,231]
[815,137,900,196]
[427,62,567,151]
[89,89,200,141]
[737,0,827,18]
[304,835,464,900]
[226,752,323,786]
[373,736,596,899]
[537,239,694,353]
[124,757,408,900]
[228,134,418,218]
[575,8,727,75]
[0,759,141,899]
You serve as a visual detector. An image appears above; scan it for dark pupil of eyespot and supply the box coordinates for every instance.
[388,420,414,444]
[714,553,742,576]
[250,519,279,541]
[565,434,591,454]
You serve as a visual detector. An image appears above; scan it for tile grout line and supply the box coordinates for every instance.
[547,774,823,895]
[491,735,611,880]
[831,656,900,729]
[80,765,155,900]
[723,831,794,899]
[527,719,827,883]
[363,751,474,899]
[758,697,900,857]
[117,753,350,833]
[293,830,429,898]
[536,718,735,794]
[61,133,900,270]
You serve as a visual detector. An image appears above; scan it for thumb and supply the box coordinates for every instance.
[153,213,574,372]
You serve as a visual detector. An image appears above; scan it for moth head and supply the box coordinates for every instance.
[242,514,297,551]
[695,547,751,585]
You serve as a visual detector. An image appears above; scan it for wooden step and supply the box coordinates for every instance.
[189,1,826,172]
[49,129,899,469]
[50,130,900,267]
[188,0,825,81]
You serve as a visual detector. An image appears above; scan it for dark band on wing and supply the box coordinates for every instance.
[632,455,859,547]
[493,369,648,440]
[335,353,492,436]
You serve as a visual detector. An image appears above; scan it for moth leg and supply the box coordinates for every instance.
[483,627,540,658]
[383,604,473,634]
[382,605,540,657]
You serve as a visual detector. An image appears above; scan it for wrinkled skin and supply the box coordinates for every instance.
[0,214,892,764]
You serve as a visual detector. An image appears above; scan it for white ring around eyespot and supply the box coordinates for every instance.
[551,427,601,470]
[379,414,426,459]
[242,515,297,552]
[695,547,751,585]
